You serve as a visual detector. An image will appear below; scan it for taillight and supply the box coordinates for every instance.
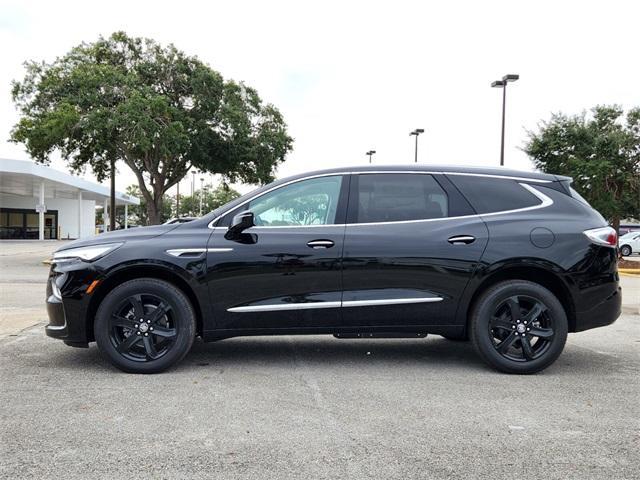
[583,226,617,247]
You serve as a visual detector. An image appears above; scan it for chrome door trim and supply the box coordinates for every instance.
[227,301,342,313]
[207,248,234,253]
[227,296,443,312]
[341,297,443,308]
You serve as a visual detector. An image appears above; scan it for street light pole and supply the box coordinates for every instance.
[176,181,180,218]
[409,129,424,163]
[491,74,519,166]
[199,177,204,216]
[366,150,376,163]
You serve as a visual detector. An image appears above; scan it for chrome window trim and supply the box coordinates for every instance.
[227,296,442,313]
[208,172,554,229]
[444,172,552,183]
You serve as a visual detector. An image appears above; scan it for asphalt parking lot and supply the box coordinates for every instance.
[1,241,639,479]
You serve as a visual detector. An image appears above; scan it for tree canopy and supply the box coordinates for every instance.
[11,31,293,224]
[179,184,241,218]
[524,105,640,230]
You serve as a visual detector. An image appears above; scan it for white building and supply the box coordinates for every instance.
[0,158,139,240]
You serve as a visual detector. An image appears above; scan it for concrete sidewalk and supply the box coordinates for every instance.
[620,274,640,315]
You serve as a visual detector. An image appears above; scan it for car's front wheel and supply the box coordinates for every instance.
[94,278,196,373]
[620,245,632,257]
[470,280,568,374]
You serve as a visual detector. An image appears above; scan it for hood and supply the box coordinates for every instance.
[55,224,180,252]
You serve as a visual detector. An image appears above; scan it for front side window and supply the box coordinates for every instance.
[247,175,343,226]
[353,174,448,223]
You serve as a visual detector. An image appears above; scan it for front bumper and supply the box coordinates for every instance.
[44,260,96,347]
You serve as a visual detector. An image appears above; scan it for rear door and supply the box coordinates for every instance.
[341,172,488,327]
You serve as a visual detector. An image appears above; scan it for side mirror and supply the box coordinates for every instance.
[225,211,255,241]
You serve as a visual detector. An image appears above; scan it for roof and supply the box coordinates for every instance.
[0,158,139,206]
[278,164,567,183]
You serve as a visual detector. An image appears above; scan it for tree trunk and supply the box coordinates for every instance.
[146,195,163,225]
[611,215,621,239]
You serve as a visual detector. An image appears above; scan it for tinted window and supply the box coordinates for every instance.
[247,175,343,226]
[354,174,448,223]
[448,176,540,214]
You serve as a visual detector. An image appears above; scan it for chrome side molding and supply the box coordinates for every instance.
[227,296,442,313]
[166,248,207,258]
[228,302,341,313]
[166,247,234,257]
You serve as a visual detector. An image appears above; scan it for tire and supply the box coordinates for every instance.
[620,245,632,257]
[94,278,196,373]
[470,280,568,374]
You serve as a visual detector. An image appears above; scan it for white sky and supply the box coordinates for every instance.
[1,0,639,196]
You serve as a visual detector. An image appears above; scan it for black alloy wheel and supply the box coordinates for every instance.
[489,295,554,362]
[95,278,196,373]
[470,280,568,374]
[109,294,177,362]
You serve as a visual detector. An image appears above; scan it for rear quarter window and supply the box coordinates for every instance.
[447,175,541,214]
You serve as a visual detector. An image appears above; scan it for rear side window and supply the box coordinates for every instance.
[447,175,540,214]
[352,174,448,223]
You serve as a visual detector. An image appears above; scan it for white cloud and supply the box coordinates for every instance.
[1,0,638,196]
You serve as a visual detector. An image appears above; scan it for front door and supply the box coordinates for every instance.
[341,172,488,327]
[206,174,349,332]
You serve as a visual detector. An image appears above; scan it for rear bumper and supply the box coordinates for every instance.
[573,286,622,332]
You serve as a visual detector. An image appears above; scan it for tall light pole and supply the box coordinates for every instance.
[176,180,180,218]
[366,150,376,163]
[409,129,424,163]
[491,74,519,166]
[191,171,196,197]
[199,177,204,216]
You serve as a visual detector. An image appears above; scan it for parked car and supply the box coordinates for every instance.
[619,224,640,236]
[45,165,621,374]
[619,231,640,256]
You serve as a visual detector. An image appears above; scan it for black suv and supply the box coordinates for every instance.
[46,165,621,374]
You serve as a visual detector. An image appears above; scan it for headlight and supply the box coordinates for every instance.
[52,242,123,262]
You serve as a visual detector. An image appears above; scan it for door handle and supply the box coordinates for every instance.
[448,235,476,245]
[307,239,335,249]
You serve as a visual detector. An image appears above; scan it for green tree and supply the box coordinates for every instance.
[125,185,173,225]
[179,184,240,217]
[11,31,293,224]
[524,105,640,231]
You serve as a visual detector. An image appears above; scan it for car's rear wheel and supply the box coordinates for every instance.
[470,280,568,374]
[620,245,632,257]
[94,278,196,373]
